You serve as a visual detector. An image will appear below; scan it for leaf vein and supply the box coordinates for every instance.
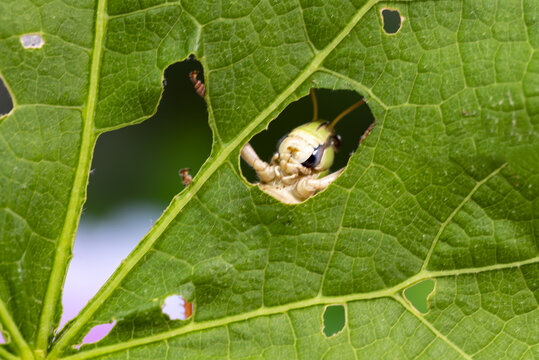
[393,295,472,360]
[421,162,508,271]
[59,256,538,360]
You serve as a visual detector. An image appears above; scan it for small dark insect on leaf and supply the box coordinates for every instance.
[189,70,205,98]
[461,109,477,117]
[179,168,193,186]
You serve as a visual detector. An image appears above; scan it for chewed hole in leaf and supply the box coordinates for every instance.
[80,321,115,345]
[162,295,193,320]
[60,206,158,333]
[403,279,435,314]
[381,8,404,34]
[240,88,374,203]
[85,59,211,213]
[0,76,13,116]
[62,59,209,334]
[19,33,45,49]
[322,304,346,337]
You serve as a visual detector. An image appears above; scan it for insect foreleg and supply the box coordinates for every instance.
[279,160,309,176]
[189,71,206,98]
[179,168,193,186]
[294,168,344,199]
[241,143,276,183]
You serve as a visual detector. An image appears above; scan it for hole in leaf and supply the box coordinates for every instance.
[322,304,346,337]
[61,59,210,330]
[241,88,374,204]
[0,330,7,344]
[162,295,193,320]
[404,279,435,314]
[85,59,211,214]
[80,321,115,345]
[0,77,14,116]
[19,33,45,49]
[381,8,404,34]
[60,206,159,331]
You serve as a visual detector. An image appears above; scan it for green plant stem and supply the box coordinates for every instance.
[0,347,21,360]
[0,299,33,360]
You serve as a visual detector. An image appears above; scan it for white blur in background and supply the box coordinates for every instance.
[59,204,161,343]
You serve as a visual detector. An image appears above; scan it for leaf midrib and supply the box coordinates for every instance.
[49,0,380,356]
[36,0,108,355]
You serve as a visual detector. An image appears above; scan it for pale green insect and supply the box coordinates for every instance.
[242,89,369,204]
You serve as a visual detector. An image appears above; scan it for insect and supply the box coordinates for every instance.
[189,71,205,98]
[241,89,373,204]
[186,73,374,203]
[179,168,193,186]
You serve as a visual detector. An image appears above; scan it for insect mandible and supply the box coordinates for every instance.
[241,89,374,204]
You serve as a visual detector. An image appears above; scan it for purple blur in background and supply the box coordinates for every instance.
[60,205,160,343]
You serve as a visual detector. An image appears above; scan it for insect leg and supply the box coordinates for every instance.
[189,70,206,98]
[280,160,309,176]
[241,143,276,183]
[360,121,376,145]
[179,168,193,186]
[294,168,344,199]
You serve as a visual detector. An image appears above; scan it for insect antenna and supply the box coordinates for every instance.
[310,88,318,122]
[328,98,365,130]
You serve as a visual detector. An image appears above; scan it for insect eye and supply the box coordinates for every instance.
[302,145,324,168]
[302,154,316,168]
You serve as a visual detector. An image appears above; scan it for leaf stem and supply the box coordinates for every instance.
[35,0,107,354]
[0,347,21,360]
[0,298,33,360]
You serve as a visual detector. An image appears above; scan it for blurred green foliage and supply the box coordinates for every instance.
[85,60,210,214]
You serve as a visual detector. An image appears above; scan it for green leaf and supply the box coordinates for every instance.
[1,0,537,359]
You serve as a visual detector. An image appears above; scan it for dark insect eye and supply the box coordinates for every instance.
[302,154,316,168]
[302,145,324,168]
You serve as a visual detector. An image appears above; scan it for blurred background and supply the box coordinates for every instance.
[0,60,377,341]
